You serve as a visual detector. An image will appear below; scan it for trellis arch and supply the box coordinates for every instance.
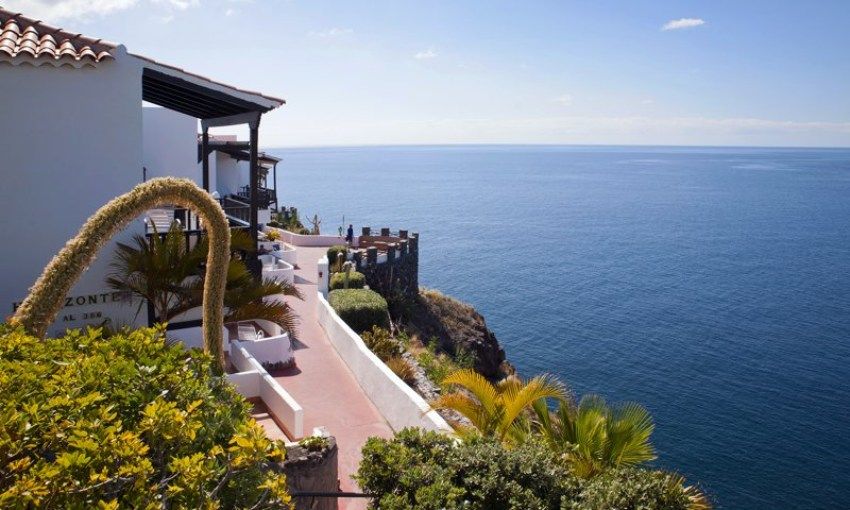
[10,177,231,370]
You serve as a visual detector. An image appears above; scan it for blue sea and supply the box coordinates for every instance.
[271,145,850,509]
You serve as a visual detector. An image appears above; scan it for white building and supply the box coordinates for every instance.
[0,9,284,335]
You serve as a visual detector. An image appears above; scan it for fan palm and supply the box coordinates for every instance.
[430,368,567,443]
[532,394,656,478]
[108,224,302,335]
[106,222,205,323]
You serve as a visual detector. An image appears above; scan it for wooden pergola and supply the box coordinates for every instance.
[140,65,284,274]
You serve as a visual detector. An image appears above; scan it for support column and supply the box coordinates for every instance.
[273,162,278,209]
[248,118,261,278]
[201,128,210,192]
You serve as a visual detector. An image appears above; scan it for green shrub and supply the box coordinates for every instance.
[564,468,709,510]
[356,428,578,510]
[329,289,389,333]
[326,245,348,272]
[0,325,292,509]
[330,270,366,290]
[361,326,401,361]
[356,428,708,510]
[297,436,330,452]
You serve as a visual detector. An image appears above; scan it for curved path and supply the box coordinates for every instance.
[270,246,392,509]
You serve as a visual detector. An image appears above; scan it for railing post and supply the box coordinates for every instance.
[387,243,396,263]
[380,227,390,237]
[361,227,371,237]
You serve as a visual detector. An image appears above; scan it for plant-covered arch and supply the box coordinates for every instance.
[10,177,231,369]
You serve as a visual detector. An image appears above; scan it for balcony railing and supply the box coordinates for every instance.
[236,185,276,210]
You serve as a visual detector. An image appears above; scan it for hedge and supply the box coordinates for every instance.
[330,270,366,290]
[328,289,389,332]
[326,245,348,272]
[0,325,291,508]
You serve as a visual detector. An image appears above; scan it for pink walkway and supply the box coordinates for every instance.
[270,246,393,509]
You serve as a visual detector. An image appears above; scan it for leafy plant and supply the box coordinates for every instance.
[386,356,416,384]
[265,229,281,242]
[430,369,567,443]
[356,428,578,510]
[328,289,389,333]
[532,395,657,479]
[0,325,292,508]
[356,428,709,510]
[330,270,366,290]
[564,468,711,510]
[108,226,302,339]
[326,245,348,273]
[297,436,330,452]
[361,326,401,361]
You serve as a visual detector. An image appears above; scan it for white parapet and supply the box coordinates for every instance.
[229,344,304,438]
[316,292,453,433]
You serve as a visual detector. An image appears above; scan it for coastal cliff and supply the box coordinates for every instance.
[404,288,512,381]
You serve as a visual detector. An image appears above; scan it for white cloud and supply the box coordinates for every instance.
[2,0,138,21]
[3,0,199,22]
[662,18,706,31]
[151,0,198,9]
[224,8,237,16]
[414,48,438,60]
[308,27,354,38]
[641,99,654,105]
[554,94,574,106]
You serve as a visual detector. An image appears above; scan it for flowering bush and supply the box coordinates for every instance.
[0,325,292,509]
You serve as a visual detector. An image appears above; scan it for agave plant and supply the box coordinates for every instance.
[108,224,302,336]
[532,394,657,479]
[430,368,567,443]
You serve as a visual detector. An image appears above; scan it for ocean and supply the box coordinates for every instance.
[271,145,850,509]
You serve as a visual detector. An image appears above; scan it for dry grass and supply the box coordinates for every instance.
[386,356,416,384]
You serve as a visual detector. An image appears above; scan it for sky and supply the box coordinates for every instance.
[6,0,850,147]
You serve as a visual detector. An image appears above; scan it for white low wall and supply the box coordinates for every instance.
[260,255,295,284]
[266,227,349,248]
[229,344,304,438]
[227,370,261,398]
[168,325,231,354]
[316,292,452,433]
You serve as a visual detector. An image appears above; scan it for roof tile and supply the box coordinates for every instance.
[0,9,116,67]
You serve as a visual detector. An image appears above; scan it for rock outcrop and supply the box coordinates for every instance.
[405,288,511,380]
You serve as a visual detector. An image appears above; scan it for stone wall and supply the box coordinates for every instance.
[283,437,340,510]
[351,229,419,301]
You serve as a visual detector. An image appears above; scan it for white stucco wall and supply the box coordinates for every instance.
[316,292,453,433]
[143,107,199,182]
[0,49,146,333]
[215,152,243,197]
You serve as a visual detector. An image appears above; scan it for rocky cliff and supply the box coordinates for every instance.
[404,288,512,380]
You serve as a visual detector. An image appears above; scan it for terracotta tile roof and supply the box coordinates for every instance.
[0,8,116,67]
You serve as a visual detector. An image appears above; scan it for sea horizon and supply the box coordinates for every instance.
[274,144,850,509]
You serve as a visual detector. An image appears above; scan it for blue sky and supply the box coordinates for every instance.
[8,0,850,147]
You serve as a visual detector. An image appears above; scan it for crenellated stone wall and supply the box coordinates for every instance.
[351,229,419,301]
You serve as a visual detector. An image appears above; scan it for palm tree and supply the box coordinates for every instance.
[108,224,302,335]
[106,223,205,323]
[532,394,656,479]
[430,368,567,443]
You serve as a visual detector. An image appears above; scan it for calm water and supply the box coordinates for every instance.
[271,145,850,509]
